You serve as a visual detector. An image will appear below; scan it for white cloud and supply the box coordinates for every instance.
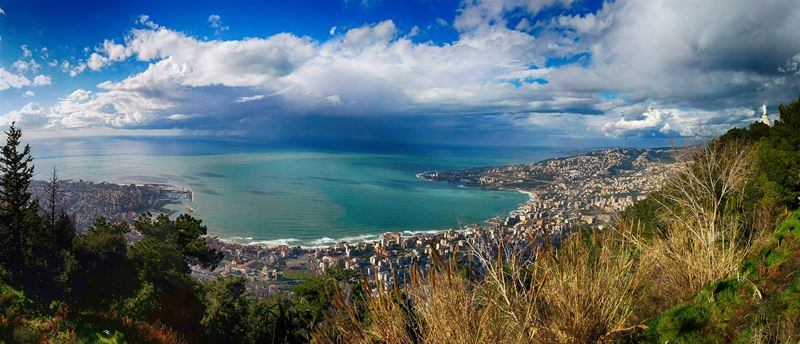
[69,62,87,77]
[87,53,106,71]
[0,68,32,90]
[21,45,32,58]
[66,89,92,101]
[329,26,337,35]
[545,1,800,106]
[166,114,190,120]
[138,14,160,29]
[326,94,342,106]
[454,0,574,32]
[32,20,544,129]
[0,8,5,15]
[12,60,28,73]
[42,87,172,128]
[514,18,532,32]
[0,102,52,129]
[87,40,131,71]
[601,106,754,138]
[408,25,421,37]
[12,59,41,74]
[235,95,266,103]
[23,90,34,97]
[779,52,800,76]
[207,14,229,34]
[9,2,800,140]
[32,75,51,86]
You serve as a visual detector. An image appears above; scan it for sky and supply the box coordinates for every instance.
[1,0,799,147]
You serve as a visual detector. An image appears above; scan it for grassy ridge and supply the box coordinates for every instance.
[641,210,800,343]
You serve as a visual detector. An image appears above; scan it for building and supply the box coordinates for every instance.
[760,103,772,126]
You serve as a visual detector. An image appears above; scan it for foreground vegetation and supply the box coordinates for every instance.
[313,98,800,344]
[0,97,799,343]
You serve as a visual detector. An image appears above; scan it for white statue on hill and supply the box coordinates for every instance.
[760,103,771,126]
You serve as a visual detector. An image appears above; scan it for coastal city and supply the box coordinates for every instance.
[27,148,681,297]
[29,179,191,229]
[193,147,682,296]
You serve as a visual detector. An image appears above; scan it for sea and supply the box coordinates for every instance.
[28,136,579,247]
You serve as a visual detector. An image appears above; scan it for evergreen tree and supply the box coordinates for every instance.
[27,168,76,300]
[68,218,136,310]
[0,122,36,280]
[44,168,60,229]
[201,277,249,342]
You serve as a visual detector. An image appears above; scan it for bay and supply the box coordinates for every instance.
[29,136,568,246]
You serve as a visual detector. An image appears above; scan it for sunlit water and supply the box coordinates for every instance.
[29,136,569,246]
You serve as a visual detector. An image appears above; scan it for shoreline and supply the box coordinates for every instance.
[209,228,450,250]
[204,184,533,250]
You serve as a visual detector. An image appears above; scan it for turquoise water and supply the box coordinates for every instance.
[29,137,563,246]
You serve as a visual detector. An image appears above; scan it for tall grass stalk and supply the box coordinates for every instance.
[640,142,765,305]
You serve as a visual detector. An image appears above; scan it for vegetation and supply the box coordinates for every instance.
[316,97,800,343]
[641,210,800,343]
[0,97,799,343]
[0,122,360,343]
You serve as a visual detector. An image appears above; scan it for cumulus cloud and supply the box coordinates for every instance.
[454,0,574,32]
[601,106,756,138]
[12,50,42,74]
[0,102,52,129]
[6,2,800,141]
[58,59,86,77]
[0,68,32,90]
[87,39,130,71]
[4,19,544,131]
[23,90,34,97]
[32,75,51,86]
[69,63,87,77]
[546,1,800,105]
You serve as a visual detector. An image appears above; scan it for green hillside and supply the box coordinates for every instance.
[640,210,800,343]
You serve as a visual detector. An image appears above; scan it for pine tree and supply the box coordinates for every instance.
[29,168,76,299]
[0,122,35,278]
[45,168,60,229]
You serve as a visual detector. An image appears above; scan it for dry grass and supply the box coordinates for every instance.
[314,141,772,343]
[536,229,642,343]
[314,228,643,344]
[637,142,766,306]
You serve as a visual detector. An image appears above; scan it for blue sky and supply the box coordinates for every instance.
[1,0,799,147]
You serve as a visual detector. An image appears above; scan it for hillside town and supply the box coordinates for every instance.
[202,147,683,296]
[29,179,191,229]
[419,147,679,233]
